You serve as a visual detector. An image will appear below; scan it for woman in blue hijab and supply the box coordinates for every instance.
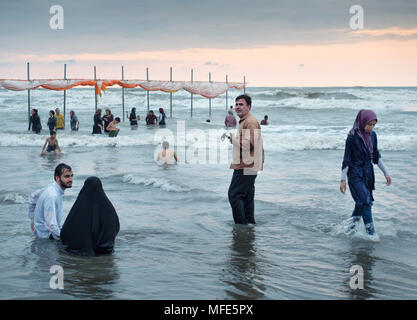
[340,109,392,236]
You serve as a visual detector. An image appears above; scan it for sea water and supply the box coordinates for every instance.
[0,86,416,299]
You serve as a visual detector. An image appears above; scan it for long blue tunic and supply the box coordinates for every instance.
[342,130,381,207]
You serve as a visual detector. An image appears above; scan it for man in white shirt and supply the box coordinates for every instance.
[28,163,73,239]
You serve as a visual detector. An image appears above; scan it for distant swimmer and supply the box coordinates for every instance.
[158,108,166,126]
[55,108,65,130]
[47,110,57,134]
[92,108,103,134]
[70,110,79,131]
[128,107,140,126]
[146,110,158,125]
[260,115,269,125]
[28,163,73,239]
[225,110,237,128]
[41,131,61,155]
[107,117,121,137]
[28,108,42,134]
[340,109,392,237]
[156,141,178,166]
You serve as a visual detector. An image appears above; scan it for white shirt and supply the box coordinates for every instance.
[28,182,65,239]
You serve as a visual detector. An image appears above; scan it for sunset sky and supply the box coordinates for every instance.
[1,0,416,86]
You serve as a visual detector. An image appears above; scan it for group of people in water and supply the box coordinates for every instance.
[28,94,391,260]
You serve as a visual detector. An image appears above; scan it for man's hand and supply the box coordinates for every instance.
[340,180,346,194]
[30,219,34,232]
[385,174,392,186]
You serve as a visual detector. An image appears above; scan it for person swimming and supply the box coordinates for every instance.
[156,141,178,166]
[60,176,120,256]
[41,131,61,155]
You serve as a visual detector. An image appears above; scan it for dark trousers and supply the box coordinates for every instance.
[228,169,257,224]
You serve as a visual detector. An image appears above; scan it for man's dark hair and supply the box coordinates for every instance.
[50,131,56,136]
[54,163,72,178]
[50,110,55,115]
[115,117,121,122]
[264,115,268,119]
[235,94,252,107]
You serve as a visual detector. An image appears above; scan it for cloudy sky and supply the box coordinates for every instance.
[1,0,416,86]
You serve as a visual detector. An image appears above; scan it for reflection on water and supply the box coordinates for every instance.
[222,225,265,299]
[29,238,120,299]
[344,241,378,300]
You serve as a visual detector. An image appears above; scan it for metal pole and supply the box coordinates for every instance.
[244,75,246,94]
[122,66,125,122]
[63,64,66,127]
[226,74,228,111]
[27,62,30,127]
[191,69,193,118]
[146,67,149,112]
[170,66,172,118]
[209,72,211,118]
[94,66,97,111]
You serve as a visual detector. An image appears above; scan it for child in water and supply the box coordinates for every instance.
[340,109,392,238]
[41,131,61,155]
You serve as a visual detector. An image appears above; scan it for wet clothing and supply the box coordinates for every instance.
[47,116,57,134]
[60,177,120,256]
[159,112,166,125]
[55,113,64,129]
[228,169,257,224]
[230,112,263,172]
[341,116,387,235]
[28,182,64,239]
[46,143,57,152]
[260,119,268,125]
[225,113,237,127]
[92,114,103,134]
[146,115,158,125]
[129,111,138,125]
[29,114,42,133]
[70,114,79,131]
[103,114,113,132]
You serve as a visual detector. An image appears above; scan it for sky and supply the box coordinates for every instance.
[0,0,416,86]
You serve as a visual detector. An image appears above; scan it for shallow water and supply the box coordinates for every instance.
[0,87,416,299]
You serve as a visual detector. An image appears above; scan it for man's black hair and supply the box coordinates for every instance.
[54,163,72,178]
[50,110,55,115]
[264,115,268,119]
[235,94,252,107]
[115,117,121,122]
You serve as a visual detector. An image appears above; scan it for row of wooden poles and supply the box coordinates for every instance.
[26,62,246,126]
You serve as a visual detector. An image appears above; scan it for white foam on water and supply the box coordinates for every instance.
[0,192,27,204]
[122,174,191,192]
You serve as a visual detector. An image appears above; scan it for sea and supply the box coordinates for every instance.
[0,86,416,299]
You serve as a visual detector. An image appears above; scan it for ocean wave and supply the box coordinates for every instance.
[0,192,27,204]
[330,217,399,240]
[122,174,191,192]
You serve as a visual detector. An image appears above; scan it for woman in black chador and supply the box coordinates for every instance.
[60,177,120,256]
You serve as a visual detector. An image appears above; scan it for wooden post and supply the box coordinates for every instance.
[122,66,125,122]
[209,72,211,118]
[63,64,66,126]
[94,66,97,111]
[190,69,193,118]
[27,62,30,127]
[146,67,149,112]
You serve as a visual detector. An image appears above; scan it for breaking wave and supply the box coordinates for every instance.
[122,174,191,192]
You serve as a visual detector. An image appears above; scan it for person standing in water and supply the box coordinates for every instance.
[128,107,140,126]
[70,110,79,131]
[158,108,166,126]
[60,176,120,256]
[225,110,237,128]
[40,131,61,155]
[47,110,57,134]
[102,108,114,133]
[28,109,42,134]
[28,163,73,239]
[340,109,392,236]
[92,108,103,134]
[156,141,178,166]
[228,94,263,225]
[55,108,65,130]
